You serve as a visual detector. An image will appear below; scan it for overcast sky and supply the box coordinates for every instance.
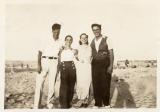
[5,0,160,61]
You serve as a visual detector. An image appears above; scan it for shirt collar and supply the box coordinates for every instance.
[94,35,103,42]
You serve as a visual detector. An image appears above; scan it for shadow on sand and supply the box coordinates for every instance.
[110,75,136,108]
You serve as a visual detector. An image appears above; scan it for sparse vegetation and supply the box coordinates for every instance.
[5,60,157,108]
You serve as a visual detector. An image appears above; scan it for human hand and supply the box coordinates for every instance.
[73,49,78,55]
[107,66,113,74]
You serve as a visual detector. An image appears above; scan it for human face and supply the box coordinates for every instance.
[52,29,60,40]
[80,34,88,45]
[65,36,73,47]
[92,26,101,37]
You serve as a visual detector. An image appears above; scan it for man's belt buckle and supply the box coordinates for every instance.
[48,57,53,59]
[53,57,58,59]
[42,56,46,58]
[48,57,57,59]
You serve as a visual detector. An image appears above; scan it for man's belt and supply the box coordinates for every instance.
[42,56,58,59]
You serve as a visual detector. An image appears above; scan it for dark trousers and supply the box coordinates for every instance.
[92,59,111,107]
[59,61,76,108]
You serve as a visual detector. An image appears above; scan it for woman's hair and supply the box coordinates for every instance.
[65,35,73,41]
[79,33,89,45]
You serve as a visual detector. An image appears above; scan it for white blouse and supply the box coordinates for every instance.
[61,49,75,61]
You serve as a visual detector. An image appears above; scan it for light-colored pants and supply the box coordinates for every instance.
[34,58,58,108]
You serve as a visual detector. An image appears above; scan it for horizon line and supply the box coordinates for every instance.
[5,59,157,62]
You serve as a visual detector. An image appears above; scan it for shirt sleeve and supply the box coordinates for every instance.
[106,37,114,50]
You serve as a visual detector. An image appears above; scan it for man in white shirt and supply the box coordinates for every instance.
[34,23,62,109]
[90,23,114,108]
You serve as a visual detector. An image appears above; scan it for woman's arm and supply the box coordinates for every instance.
[73,49,79,61]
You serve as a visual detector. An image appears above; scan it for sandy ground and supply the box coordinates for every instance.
[4,67,156,109]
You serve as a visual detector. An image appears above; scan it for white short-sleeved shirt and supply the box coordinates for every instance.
[94,35,113,52]
[61,49,75,61]
[39,37,63,57]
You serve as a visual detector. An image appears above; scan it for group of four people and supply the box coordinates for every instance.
[33,23,114,109]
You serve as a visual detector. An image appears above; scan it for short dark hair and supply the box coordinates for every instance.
[65,35,73,41]
[52,23,61,30]
[91,23,101,30]
[79,33,89,45]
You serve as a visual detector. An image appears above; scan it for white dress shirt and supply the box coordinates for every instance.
[94,35,113,52]
[39,37,63,57]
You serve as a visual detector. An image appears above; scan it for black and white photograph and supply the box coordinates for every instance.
[1,0,160,111]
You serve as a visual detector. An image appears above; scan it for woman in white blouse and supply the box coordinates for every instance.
[58,35,78,108]
[76,33,92,107]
